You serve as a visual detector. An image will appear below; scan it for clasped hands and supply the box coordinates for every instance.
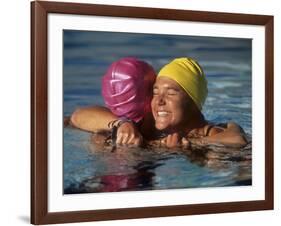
[115,121,205,148]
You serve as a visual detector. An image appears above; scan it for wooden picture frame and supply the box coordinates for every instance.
[31,0,274,224]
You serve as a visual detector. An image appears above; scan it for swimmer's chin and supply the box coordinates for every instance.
[155,123,168,131]
[155,124,174,134]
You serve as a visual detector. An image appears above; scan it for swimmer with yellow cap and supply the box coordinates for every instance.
[151,57,207,134]
[151,57,248,148]
[158,57,208,111]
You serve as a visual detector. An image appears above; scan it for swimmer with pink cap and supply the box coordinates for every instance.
[102,57,156,123]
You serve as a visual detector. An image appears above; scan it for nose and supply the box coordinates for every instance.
[155,93,166,105]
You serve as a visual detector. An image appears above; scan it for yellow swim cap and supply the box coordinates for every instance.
[158,57,208,110]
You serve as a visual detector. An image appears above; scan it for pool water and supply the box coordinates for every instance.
[63,30,252,193]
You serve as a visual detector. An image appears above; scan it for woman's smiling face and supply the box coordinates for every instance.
[151,77,193,132]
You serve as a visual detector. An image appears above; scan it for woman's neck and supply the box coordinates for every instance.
[181,112,207,135]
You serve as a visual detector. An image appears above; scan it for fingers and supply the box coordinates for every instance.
[127,132,136,144]
[160,134,190,149]
[116,132,142,146]
[116,122,143,147]
[116,131,132,145]
[160,137,167,146]
[116,131,130,145]
[128,134,142,146]
[115,122,134,145]
[162,133,180,148]
[181,137,190,149]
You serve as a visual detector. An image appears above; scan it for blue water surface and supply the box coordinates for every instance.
[63,30,252,193]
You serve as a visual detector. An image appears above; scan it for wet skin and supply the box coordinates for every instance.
[151,77,196,133]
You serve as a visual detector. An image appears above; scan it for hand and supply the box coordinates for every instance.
[181,137,191,149]
[160,133,183,148]
[116,122,143,147]
[146,134,191,149]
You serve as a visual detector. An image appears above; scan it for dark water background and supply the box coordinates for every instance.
[63,30,252,194]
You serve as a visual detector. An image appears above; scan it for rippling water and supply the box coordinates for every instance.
[63,30,252,193]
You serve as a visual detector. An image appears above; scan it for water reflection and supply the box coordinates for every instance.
[64,133,251,194]
[65,169,155,193]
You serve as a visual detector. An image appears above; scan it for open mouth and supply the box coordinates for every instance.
[157,111,169,117]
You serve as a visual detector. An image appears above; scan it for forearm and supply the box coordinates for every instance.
[70,106,117,132]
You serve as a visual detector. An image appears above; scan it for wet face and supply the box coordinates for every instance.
[151,77,194,132]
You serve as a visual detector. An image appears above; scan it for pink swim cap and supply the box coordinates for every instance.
[102,57,156,123]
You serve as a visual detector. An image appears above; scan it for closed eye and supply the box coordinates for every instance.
[167,88,179,95]
[167,91,177,95]
[153,87,159,95]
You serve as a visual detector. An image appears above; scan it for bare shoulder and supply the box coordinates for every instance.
[206,122,245,136]
[225,122,246,133]
[201,122,248,147]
